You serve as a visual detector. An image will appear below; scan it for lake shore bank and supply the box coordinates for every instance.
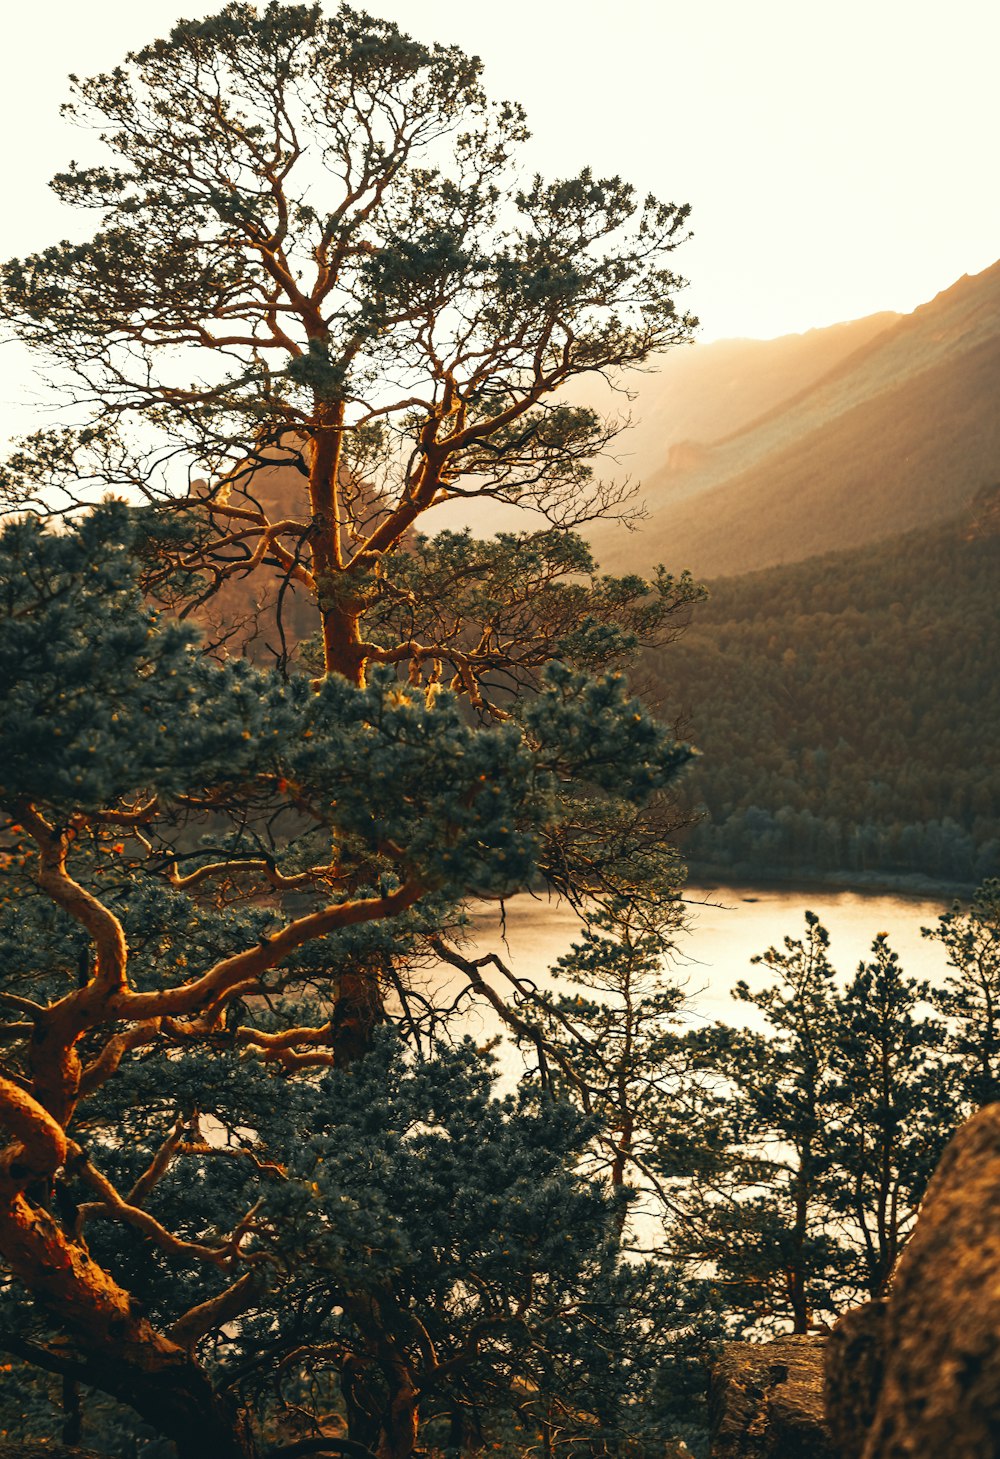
[684,861,974,903]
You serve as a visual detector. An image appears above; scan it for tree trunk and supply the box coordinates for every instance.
[343,1356,420,1459]
[0,1195,258,1459]
[787,1266,810,1336]
[305,405,372,688]
[332,964,385,1066]
[98,1366,257,1459]
[61,1375,82,1447]
[377,1369,420,1459]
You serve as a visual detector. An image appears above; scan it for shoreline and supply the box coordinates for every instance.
[683,862,974,904]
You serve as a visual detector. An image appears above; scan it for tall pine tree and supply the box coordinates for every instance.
[0,5,701,1454]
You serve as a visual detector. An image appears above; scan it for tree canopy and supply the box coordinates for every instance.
[0,0,696,687]
[0,499,693,1458]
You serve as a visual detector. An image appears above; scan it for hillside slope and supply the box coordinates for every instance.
[645,492,1000,886]
[592,261,1000,578]
[424,311,896,538]
[564,311,898,481]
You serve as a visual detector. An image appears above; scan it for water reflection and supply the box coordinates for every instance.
[425,884,956,1064]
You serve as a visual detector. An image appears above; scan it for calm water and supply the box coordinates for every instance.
[424,884,956,1059]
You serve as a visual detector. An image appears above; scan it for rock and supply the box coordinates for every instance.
[824,1300,887,1459]
[709,1334,837,1458]
[842,1104,1000,1458]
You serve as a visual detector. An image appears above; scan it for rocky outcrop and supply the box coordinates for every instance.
[709,1335,836,1458]
[823,1301,887,1459]
[826,1104,1000,1458]
[966,482,1000,540]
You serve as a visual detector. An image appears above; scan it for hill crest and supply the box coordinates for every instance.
[589,258,1000,577]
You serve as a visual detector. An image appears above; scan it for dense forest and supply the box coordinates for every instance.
[646,490,1000,886]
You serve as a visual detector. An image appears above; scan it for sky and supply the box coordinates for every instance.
[2,0,999,435]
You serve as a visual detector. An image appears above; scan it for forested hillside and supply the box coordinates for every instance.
[647,493,1000,885]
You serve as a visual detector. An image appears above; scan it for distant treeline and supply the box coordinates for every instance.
[645,504,1000,885]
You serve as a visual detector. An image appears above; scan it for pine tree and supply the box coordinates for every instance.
[680,913,847,1334]
[826,935,952,1299]
[0,6,701,1454]
[0,505,695,1457]
[675,918,961,1331]
[924,880,1000,1107]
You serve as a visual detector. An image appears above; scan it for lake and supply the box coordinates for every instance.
[423,883,957,1060]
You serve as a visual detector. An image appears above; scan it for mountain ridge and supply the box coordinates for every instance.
[590,258,1000,577]
[423,310,899,539]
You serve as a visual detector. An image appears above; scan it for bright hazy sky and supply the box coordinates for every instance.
[1,0,998,434]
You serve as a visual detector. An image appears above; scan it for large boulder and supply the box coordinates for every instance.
[823,1300,887,1459]
[709,1334,836,1458]
[827,1103,1000,1458]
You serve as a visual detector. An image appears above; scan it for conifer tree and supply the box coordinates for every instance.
[0,5,701,1454]
[924,880,1000,1107]
[677,918,961,1331]
[681,913,846,1334]
[826,936,951,1299]
[0,0,696,688]
[0,0,702,1065]
[0,504,693,1458]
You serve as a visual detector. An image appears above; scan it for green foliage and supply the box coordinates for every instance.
[1,510,696,896]
[0,502,202,808]
[233,1035,687,1452]
[0,505,699,1456]
[314,526,705,700]
[0,4,711,1457]
[680,914,847,1331]
[515,897,695,1198]
[0,0,693,517]
[1,502,994,1452]
[825,937,951,1297]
